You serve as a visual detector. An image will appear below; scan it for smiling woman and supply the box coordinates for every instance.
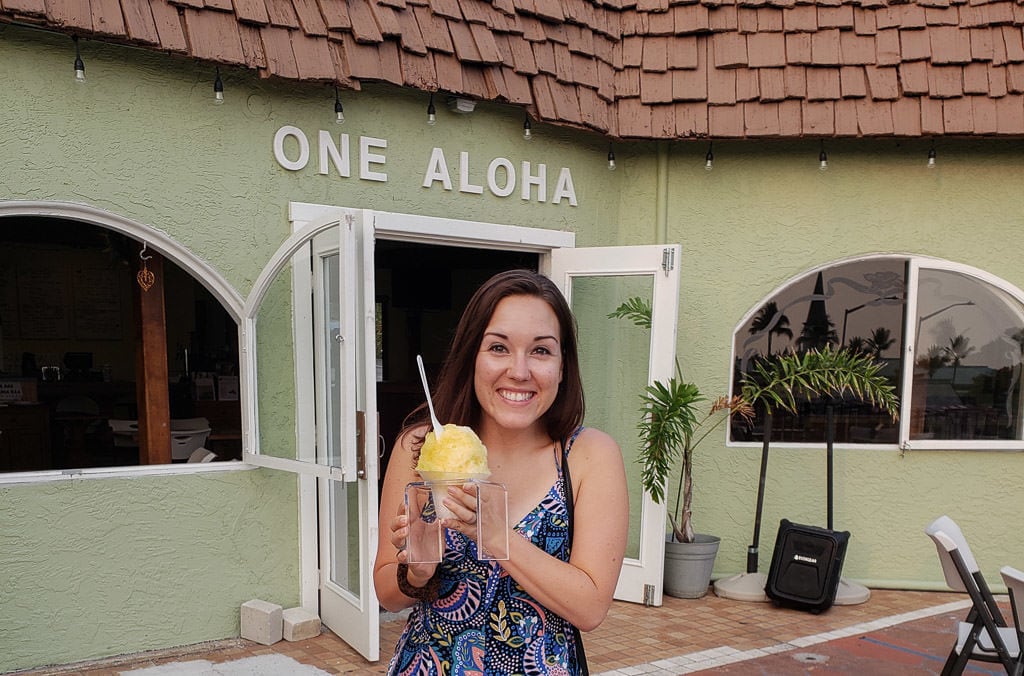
[374,269,629,676]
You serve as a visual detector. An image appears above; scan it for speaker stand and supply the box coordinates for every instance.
[833,578,871,605]
[713,571,769,602]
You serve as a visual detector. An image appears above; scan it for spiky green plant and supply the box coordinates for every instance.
[739,345,899,420]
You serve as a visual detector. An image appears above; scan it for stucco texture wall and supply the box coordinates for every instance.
[645,139,1024,589]
[0,24,621,670]
[0,468,298,671]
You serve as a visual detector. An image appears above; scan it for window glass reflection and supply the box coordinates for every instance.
[732,259,905,444]
[910,269,1024,440]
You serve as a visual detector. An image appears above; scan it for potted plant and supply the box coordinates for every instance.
[610,298,753,598]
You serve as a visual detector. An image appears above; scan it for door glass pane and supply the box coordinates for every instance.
[732,258,906,444]
[322,253,361,594]
[910,269,1024,440]
[255,257,299,460]
[328,481,361,593]
[572,274,653,560]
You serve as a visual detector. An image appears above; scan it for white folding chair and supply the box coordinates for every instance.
[925,516,1019,675]
[999,566,1024,676]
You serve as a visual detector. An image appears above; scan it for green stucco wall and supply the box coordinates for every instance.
[0,468,298,670]
[3,20,1024,671]
[646,139,1024,589]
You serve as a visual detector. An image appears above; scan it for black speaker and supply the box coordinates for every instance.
[765,519,850,613]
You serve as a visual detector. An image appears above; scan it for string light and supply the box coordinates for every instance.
[213,66,224,105]
[927,142,936,169]
[607,144,616,171]
[73,36,85,83]
[523,114,532,141]
[819,140,828,171]
[334,86,345,124]
[427,92,436,126]
[704,142,714,171]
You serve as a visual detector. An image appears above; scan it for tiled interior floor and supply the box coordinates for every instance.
[13,588,971,675]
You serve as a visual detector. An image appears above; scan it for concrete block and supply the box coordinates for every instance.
[240,599,282,645]
[282,607,322,641]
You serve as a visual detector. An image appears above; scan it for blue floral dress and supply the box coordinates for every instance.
[387,429,584,676]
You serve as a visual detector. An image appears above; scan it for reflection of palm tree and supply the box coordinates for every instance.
[1008,328,1024,356]
[749,301,793,356]
[916,345,949,376]
[942,334,976,385]
[866,327,895,360]
[846,336,869,355]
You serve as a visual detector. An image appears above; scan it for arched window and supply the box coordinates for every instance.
[731,256,1024,449]
[0,212,243,474]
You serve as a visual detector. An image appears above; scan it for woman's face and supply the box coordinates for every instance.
[474,294,564,435]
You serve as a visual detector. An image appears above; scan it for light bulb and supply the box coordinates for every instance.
[73,36,85,83]
[427,93,436,126]
[607,146,616,171]
[819,148,828,171]
[927,147,936,169]
[704,144,714,171]
[213,67,224,105]
[523,116,532,140]
[334,89,345,124]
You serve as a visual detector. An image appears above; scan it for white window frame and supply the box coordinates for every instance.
[0,201,249,486]
[729,253,1024,453]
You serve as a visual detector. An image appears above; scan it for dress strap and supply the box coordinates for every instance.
[554,426,585,475]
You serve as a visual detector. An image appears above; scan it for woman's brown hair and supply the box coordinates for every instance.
[402,269,585,446]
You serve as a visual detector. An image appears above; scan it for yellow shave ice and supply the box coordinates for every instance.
[417,424,489,521]
[417,424,489,477]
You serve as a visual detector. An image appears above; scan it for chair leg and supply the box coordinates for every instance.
[941,648,969,676]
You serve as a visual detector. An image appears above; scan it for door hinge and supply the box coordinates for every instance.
[643,584,657,606]
[356,410,366,479]
[661,248,675,275]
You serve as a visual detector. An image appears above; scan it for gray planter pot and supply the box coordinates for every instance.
[664,534,721,599]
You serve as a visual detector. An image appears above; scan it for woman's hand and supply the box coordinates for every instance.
[441,482,508,560]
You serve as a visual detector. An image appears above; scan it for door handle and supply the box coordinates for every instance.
[356,410,366,479]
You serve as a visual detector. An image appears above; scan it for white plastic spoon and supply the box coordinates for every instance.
[416,354,444,441]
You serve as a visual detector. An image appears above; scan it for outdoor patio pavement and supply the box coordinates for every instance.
[11,588,993,675]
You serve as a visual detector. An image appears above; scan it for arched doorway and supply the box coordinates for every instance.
[0,207,243,472]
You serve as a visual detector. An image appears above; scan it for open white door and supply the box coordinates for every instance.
[240,209,380,660]
[548,245,681,607]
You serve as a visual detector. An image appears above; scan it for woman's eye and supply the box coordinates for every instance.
[533,346,553,356]
[487,343,509,353]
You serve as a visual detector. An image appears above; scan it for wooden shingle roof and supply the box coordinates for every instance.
[5,0,1024,138]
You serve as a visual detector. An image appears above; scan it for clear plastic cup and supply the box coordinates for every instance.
[404,479,509,563]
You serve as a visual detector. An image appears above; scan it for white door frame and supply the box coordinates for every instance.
[287,202,576,633]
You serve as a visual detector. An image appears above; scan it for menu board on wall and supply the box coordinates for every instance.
[16,266,70,339]
[8,261,123,341]
[72,265,123,340]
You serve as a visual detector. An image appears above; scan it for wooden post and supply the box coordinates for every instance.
[135,251,171,464]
